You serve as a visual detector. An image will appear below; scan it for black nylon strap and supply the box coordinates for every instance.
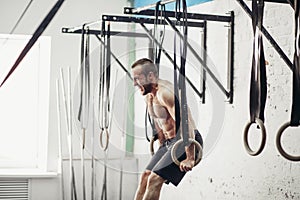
[291,0,300,126]
[99,21,106,130]
[145,2,165,143]
[77,24,85,122]
[77,26,91,128]
[98,22,111,130]
[102,22,110,129]
[176,0,189,146]
[154,1,160,67]
[106,23,111,115]
[84,28,90,126]
[173,18,181,141]
[154,2,165,73]
[0,0,64,87]
[249,0,267,123]
[145,108,151,142]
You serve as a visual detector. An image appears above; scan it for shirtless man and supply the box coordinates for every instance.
[131,58,203,200]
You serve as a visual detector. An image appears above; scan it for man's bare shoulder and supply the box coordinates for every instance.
[158,79,173,91]
[156,79,174,106]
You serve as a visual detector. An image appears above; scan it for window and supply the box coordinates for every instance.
[0,34,51,173]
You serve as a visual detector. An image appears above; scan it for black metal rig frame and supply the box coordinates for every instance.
[122,8,234,103]
[236,0,294,71]
[62,3,235,103]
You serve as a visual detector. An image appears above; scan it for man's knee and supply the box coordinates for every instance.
[147,172,165,188]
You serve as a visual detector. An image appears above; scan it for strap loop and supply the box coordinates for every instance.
[99,128,109,151]
[275,0,300,162]
[276,122,300,162]
[245,0,267,156]
[243,118,267,156]
[171,138,203,166]
[170,0,202,167]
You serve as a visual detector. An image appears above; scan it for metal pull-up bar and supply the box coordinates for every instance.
[123,7,234,102]
[62,27,148,38]
[63,20,101,33]
[124,7,232,23]
[100,14,204,99]
[102,15,204,28]
[164,16,231,98]
[139,23,203,98]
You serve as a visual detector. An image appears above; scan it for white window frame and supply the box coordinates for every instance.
[0,34,51,175]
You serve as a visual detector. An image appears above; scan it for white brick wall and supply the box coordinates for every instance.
[161,1,300,199]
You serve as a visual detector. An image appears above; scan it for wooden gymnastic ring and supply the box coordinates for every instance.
[150,136,155,156]
[243,118,267,156]
[276,122,300,162]
[99,128,109,151]
[171,138,203,167]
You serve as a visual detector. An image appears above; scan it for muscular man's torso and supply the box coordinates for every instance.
[146,80,176,141]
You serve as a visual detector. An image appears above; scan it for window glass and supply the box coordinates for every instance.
[0,34,51,171]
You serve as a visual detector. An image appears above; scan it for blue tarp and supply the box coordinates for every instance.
[134,0,212,10]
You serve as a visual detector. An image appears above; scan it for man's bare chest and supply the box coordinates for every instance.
[147,98,169,120]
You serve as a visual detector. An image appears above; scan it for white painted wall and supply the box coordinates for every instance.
[1,0,300,199]
[159,0,300,199]
[0,0,132,200]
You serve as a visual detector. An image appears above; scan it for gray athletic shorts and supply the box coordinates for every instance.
[146,130,203,186]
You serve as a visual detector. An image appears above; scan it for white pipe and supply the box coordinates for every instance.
[56,79,65,200]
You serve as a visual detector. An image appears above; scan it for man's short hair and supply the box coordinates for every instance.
[131,58,158,77]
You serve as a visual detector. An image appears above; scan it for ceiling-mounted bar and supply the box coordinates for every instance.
[62,27,134,81]
[124,7,232,23]
[164,15,230,98]
[102,15,204,28]
[64,20,101,32]
[131,0,176,13]
[236,0,293,70]
[140,23,203,99]
[62,27,148,38]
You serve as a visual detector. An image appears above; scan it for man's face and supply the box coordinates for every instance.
[132,65,152,95]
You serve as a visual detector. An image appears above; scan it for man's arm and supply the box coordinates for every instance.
[158,87,196,172]
[153,121,166,145]
[145,93,166,145]
[180,109,196,172]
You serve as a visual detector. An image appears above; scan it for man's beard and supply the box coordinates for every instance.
[141,83,154,95]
